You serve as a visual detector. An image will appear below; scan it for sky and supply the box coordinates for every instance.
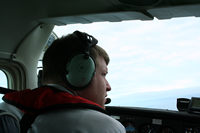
[53,17,200,110]
[0,71,7,88]
[0,70,8,102]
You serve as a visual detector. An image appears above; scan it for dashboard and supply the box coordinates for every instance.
[106,106,200,133]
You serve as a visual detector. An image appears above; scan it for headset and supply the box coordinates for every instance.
[65,31,98,90]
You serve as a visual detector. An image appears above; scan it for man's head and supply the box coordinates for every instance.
[42,31,111,108]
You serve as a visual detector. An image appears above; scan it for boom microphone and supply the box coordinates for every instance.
[105,98,111,104]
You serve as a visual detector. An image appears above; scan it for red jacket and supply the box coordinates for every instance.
[3,86,106,114]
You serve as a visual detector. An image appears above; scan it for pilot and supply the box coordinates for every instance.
[3,31,126,133]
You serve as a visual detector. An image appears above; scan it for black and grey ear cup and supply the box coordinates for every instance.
[66,54,95,89]
[65,31,98,89]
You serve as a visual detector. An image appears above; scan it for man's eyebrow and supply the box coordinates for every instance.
[104,67,108,72]
[105,69,108,74]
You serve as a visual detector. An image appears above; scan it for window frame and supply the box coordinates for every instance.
[0,59,25,91]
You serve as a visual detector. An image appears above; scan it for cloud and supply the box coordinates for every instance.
[110,79,200,99]
[54,17,200,109]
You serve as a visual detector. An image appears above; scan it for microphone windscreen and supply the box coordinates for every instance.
[105,98,111,104]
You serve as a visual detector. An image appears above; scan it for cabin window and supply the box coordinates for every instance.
[0,70,8,103]
[53,16,200,111]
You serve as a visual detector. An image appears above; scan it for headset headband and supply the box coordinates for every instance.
[73,31,98,54]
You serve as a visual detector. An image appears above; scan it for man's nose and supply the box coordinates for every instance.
[106,80,111,91]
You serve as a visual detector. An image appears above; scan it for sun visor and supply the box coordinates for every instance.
[39,11,153,26]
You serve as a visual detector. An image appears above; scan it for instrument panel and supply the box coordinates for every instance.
[106,106,200,133]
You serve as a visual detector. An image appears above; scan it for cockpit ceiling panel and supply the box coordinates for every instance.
[149,4,200,19]
[39,11,153,25]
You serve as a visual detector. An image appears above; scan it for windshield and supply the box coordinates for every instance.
[53,17,200,111]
